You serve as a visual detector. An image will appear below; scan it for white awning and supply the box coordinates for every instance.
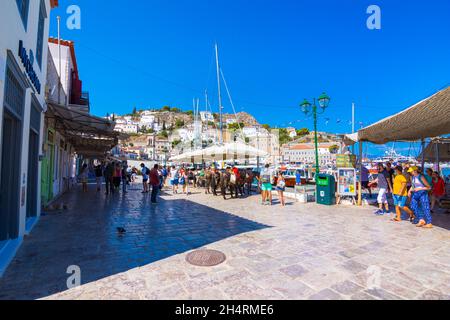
[357,86,450,144]
[170,142,268,162]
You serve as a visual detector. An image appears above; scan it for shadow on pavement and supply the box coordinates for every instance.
[0,186,270,300]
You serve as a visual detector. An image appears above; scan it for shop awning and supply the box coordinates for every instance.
[357,86,450,144]
[170,142,268,162]
[418,138,450,162]
[47,103,119,157]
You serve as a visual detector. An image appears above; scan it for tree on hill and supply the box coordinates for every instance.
[279,128,293,146]
[175,119,185,129]
[297,128,310,136]
[228,123,245,131]
[170,107,181,113]
[184,110,194,116]
[162,106,171,112]
[329,145,340,154]
[158,130,169,139]
[132,107,137,115]
[262,124,271,131]
[172,139,182,148]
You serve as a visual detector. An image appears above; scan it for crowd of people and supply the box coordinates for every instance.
[78,159,448,221]
[367,161,447,229]
[78,160,290,207]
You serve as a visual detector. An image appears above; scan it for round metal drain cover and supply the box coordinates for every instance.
[186,249,226,267]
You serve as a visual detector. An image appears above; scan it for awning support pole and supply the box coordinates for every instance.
[434,140,440,173]
[358,141,363,206]
[421,139,426,171]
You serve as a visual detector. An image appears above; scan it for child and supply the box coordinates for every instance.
[79,164,89,193]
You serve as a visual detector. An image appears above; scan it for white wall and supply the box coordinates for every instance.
[0,0,53,240]
[48,42,73,103]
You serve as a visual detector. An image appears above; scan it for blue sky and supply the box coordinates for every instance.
[50,0,449,155]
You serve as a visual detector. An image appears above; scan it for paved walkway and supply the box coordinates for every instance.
[0,183,449,300]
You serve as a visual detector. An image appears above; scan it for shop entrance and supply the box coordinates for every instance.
[0,111,22,241]
[0,61,25,242]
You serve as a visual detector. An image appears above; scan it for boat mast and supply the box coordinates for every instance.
[215,43,223,144]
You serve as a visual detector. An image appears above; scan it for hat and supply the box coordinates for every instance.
[407,166,419,173]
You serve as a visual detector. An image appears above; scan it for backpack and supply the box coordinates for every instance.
[230,173,237,184]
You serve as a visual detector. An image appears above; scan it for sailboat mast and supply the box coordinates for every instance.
[215,43,223,144]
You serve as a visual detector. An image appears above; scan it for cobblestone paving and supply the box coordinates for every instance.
[0,184,449,300]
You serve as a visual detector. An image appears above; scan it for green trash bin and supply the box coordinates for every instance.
[316,174,336,205]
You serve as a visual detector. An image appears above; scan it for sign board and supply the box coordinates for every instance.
[336,155,356,168]
[338,168,357,196]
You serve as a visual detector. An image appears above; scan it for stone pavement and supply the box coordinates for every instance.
[0,183,449,300]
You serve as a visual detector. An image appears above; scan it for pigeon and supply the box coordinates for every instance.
[117,227,126,234]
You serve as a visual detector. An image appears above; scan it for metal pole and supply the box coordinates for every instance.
[358,141,363,206]
[313,100,320,174]
[434,140,440,173]
[57,16,61,105]
[215,43,223,144]
[421,139,426,171]
[352,102,355,154]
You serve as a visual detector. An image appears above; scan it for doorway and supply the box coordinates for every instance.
[0,111,22,241]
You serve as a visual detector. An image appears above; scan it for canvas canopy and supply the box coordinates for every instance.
[418,138,450,162]
[170,142,268,162]
[356,86,450,144]
[47,103,119,157]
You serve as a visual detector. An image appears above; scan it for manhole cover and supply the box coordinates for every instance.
[186,249,226,267]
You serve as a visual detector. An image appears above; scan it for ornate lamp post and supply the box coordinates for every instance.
[300,93,331,174]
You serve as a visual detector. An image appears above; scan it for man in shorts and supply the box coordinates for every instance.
[140,163,149,193]
[371,163,392,215]
[392,166,415,222]
[258,164,273,205]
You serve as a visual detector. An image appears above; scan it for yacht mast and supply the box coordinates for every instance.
[215,43,223,144]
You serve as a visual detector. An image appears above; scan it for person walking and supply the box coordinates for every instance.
[79,164,89,193]
[161,166,168,187]
[113,163,122,191]
[229,169,238,199]
[295,170,302,187]
[360,165,372,198]
[149,164,161,204]
[182,169,190,195]
[258,164,274,205]
[121,161,128,194]
[391,166,415,222]
[408,166,433,228]
[140,163,149,193]
[431,171,446,212]
[104,161,114,195]
[170,166,179,194]
[371,163,392,215]
[94,162,103,192]
[276,172,286,207]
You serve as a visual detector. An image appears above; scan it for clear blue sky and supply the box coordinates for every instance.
[49,0,449,155]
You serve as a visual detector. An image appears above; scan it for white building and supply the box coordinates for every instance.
[115,123,138,134]
[200,111,214,122]
[282,143,336,165]
[0,0,58,276]
[140,115,155,126]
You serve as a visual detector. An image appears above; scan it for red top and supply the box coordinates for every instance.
[233,168,240,179]
[150,169,160,186]
[432,177,445,196]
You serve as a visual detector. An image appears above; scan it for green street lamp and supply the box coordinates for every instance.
[300,92,331,174]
